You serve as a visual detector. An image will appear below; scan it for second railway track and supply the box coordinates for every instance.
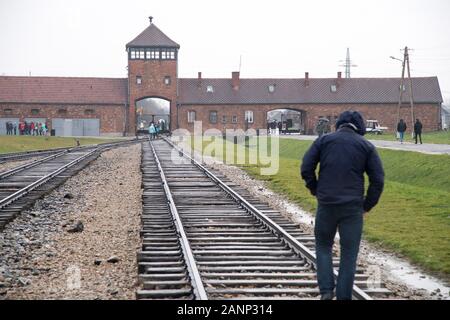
[0,139,141,230]
[137,138,393,300]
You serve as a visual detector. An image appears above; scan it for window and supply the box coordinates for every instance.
[58,109,67,115]
[232,115,237,123]
[245,111,254,123]
[161,48,176,60]
[146,49,160,60]
[139,50,145,59]
[31,108,40,115]
[268,84,276,93]
[85,109,95,115]
[188,111,196,123]
[164,76,171,85]
[130,49,137,60]
[330,84,337,92]
[136,76,142,85]
[206,85,214,93]
[209,111,217,124]
[3,108,12,115]
[222,115,227,124]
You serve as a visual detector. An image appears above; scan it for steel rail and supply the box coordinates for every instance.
[149,138,208,300]
[0,151,69,180]
[0,148,100,210]
[163,136,372,301]
[0,138,142,163]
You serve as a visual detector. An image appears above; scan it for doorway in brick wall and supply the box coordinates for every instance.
[266,108,306,135]
[135,97,170,135]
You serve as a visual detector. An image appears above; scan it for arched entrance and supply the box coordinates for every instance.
[135,97,170,134]
[266,108,306,134]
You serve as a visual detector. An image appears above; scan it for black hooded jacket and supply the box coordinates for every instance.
[301,111,384,212]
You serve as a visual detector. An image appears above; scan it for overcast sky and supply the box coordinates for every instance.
[1,0,449,104]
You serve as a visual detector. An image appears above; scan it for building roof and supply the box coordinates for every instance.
[178,77,443,105]
[0,75,442,106]
[126,23,180,49]
[0,76,128,105]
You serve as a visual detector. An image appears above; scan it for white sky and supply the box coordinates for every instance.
[1,0,449,104]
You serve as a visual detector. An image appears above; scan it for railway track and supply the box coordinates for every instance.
[0,138,141,164]
[137,137,393,300]
[0,139,142,230]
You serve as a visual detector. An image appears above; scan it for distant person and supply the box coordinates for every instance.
[414,119,423,144]
[13,123,17,135]
[316,119,325,137]
[6,122,11,135]
[396,119,407,144]
[278,121,283,135]
[42,123,47,135]
[301,110,384,300]
[30,122,35,136]
[149,123,156,140]
[19,122,25,135]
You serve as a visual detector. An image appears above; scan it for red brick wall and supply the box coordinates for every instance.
[177,103,440,134]
[128,59,178,134]
[0,103,125,135]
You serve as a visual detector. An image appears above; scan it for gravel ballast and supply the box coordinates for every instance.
[0,144,142,300]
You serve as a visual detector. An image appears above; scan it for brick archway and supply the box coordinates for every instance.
[266,108,307,134]
[135,96,171,134]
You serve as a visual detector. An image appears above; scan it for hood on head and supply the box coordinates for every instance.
[335,110,366,136]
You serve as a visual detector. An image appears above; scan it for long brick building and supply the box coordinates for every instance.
[0,18,444,136]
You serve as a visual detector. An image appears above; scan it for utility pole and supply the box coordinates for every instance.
[392,46,415,137]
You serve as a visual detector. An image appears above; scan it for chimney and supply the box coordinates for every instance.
[149,16,153,25]
[336,71,342,86]
[304,72,309,87]
[197,72,202,88]
[337,71,342,79]
[232,71,240,90]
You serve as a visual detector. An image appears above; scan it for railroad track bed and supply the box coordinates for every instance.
[0,138,142,164]
[0,139,142,230]
[137,138,394,300]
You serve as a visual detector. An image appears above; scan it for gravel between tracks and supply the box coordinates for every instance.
[0,144,142,300]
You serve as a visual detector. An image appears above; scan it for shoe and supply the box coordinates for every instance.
[321,292,334,300]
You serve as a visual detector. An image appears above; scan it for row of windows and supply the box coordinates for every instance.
[3,108,96,115]
[205,84,276,94]
[129,48,177,60]
[136,75,171,85]
[187,111,254,124]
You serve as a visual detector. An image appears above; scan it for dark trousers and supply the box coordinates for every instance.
[414,132,422,144]
[314,202,363,300]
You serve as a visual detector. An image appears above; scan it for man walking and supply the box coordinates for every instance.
[301,110,384,300]
[414,119,423,144]
[397,119,407,144]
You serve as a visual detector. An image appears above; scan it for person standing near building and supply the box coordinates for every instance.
[19,121,24,135]
[13,123,17,135]
[316,119,325,137]
[396,119,407,144]
[149,122,156,140]
[301,110,384,300]
[414,119,423,144]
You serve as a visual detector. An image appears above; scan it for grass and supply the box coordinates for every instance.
[0,136,125,154]
[366,130,450,145]
[190,136,450,277]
